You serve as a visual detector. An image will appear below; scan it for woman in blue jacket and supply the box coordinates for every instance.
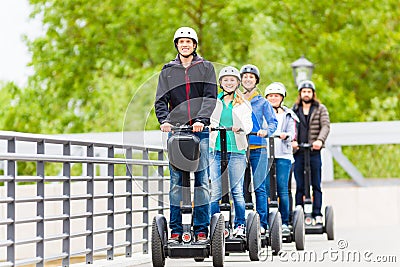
[240,64,277,233]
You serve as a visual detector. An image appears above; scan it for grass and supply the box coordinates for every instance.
[333,144,400,179]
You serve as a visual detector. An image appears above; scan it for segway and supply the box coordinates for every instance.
[244,132,282,256]
[151,125,225,267]
[298,143,334,240]
[212,127,261,261]
[268,136,305,250]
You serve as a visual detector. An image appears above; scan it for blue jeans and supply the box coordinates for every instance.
[266,158,291,225]
[293,151,323,217]
[247,148,269,229]
[210,151,246,227]
[169,131,210,236]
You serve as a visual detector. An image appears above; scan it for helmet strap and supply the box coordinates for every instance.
[242,85,256,94]
[274,104,285,113]
[220,85,238,98]
[178,50,197,58]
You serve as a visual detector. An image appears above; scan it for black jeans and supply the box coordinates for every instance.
[293,151,323,217]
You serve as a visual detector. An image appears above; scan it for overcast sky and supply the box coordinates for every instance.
[0,0,42,86]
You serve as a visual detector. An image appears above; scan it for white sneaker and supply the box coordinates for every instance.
[315,216,323,225]
[282,224,290,235]
[233,224,245,237]
[260,226,266,235]
[260,225,269,235]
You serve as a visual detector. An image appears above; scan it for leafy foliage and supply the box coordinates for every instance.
[1,0,399,130]
[1,0,399,179]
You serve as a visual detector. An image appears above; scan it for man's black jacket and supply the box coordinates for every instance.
[155,55,217,126]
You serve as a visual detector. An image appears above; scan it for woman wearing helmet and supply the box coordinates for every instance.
[239,64,278,234]
[264,82,299,235]
[155,26,217,244]
[209,66,253,236]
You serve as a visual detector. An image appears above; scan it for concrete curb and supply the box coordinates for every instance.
[71,253,151,267]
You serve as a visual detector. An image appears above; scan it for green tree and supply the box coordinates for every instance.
[1,0,400,134]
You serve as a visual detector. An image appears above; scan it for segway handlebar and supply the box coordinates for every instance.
[210,126,242,132]
[247,132,283,138]
[170,125,194,131]
[298,143,312,149]
[248,132,287,139]
[170,125,243,133]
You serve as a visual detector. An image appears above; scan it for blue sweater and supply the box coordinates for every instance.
[248,93,278,147]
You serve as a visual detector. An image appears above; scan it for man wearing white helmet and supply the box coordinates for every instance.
[155,26,217,244]
[264,82,299,235]
[239,64,277,234]
[209,66,253,237]
[292,80,330,225]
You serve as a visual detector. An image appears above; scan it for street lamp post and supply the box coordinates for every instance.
[291,55,314,87]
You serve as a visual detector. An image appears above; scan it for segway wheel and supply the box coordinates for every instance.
[325,205,335,240]
[247,212,261,261]
[194,258,205,262]
[211,214,225,267]
[269,211,282,256]
[292,205,300,228]
[151,216,167,267]
[293,206,305,250]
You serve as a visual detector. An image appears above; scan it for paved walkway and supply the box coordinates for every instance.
[134,225,400,267]
[71,182,400,267]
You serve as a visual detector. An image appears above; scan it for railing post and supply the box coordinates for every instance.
[142,149,149,254]
[107,146,115,260]
[62,142,71,267]
[125,148,133,257]
[158,150,164,214]
[86,145,94,264]
[36,140,45,267]
[7,138,16,266]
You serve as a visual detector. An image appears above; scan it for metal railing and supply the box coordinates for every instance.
[0,131,169,267]
[324,121,400,185]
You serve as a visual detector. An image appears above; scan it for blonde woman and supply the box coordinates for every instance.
[209,66,252,236]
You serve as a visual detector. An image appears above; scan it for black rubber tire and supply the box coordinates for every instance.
[292,205,301,230]
[151,216,166,267]
[248,212,261,261]
[293,206,305,250]
[211,214,225,267]
[325,206,335,240]
[270,211,282,256]
[194,258,205,262]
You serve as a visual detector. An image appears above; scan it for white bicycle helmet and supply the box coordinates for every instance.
[265,82,287,97]
[173,27,198,44]
[218,66,241,82]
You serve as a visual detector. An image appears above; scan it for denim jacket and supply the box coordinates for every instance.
[248,93,278,147]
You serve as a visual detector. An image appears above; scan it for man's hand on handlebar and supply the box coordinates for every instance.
[312,140,323,150]
[192,122,204,132]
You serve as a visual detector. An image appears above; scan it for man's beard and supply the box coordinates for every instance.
[302,97,313,104]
